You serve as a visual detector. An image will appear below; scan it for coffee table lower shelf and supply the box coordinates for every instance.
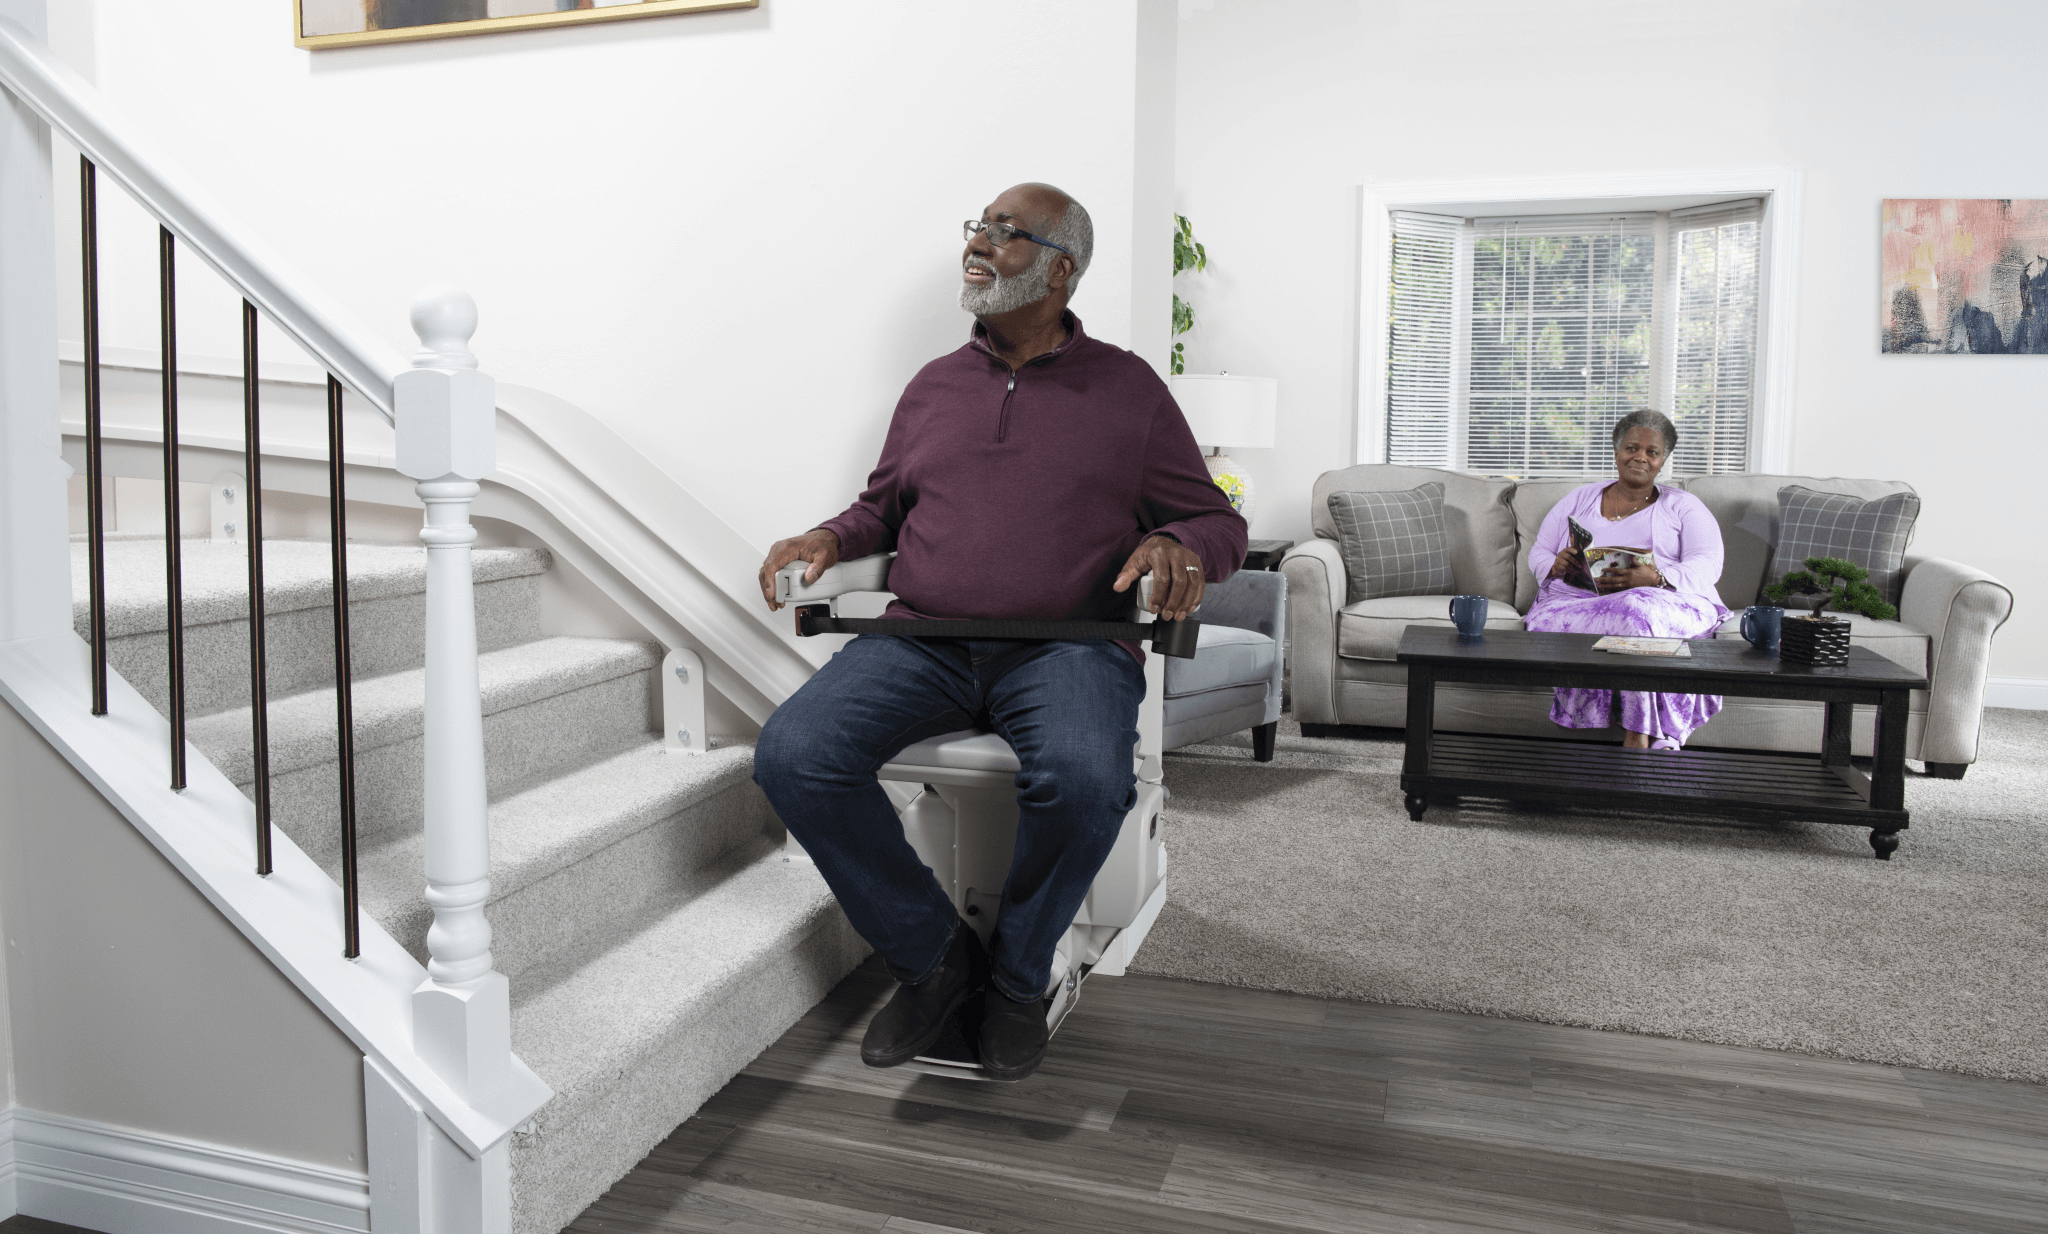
[1401,732,1908,857]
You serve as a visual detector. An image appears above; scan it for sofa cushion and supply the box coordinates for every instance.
[1327,484,1455,603]
[1311,465,1518,604]
[1716,611,1928,674]
[1165,624,1277,699]
[1765,486,1921,608]
[1338,596,1521,662]
[1679,475,1917,610]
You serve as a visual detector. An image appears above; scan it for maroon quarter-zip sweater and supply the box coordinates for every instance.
[818,313,1248,657]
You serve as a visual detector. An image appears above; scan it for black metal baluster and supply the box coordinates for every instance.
[327,376,360,958]
[160,226,187,790]
[244,302,273,876]
[80,157,107,716]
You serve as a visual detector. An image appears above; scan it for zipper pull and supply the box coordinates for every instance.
[1008,375,1016,392]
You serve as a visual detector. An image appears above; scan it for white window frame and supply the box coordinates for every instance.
[1357,169,1801,472]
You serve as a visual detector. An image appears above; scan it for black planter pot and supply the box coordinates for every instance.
[1781,614,1851,667]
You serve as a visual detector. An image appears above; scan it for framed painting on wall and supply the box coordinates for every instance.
[295,0,756,50]
[1882,198,2048,354]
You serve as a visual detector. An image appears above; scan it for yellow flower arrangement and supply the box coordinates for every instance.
[1212,472,1247,511]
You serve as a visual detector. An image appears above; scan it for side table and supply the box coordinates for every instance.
[1243,539,1295,571]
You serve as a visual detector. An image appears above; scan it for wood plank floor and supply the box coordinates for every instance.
[567,956,2048,1234]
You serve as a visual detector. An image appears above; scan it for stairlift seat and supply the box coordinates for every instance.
[882,729,1021,775]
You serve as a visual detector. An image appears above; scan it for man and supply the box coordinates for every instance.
[752,183,1246,1081]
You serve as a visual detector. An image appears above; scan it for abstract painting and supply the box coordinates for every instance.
[1882,199,2048,354]
[296,0,754,49]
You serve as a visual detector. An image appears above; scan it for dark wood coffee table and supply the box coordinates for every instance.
[1395,627,1929,859]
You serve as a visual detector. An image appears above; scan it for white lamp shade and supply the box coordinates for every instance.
[1169,374,1277,449]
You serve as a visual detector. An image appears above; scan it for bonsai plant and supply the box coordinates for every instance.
[1762,556,1898,621]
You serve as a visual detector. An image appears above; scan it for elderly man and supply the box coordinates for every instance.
[752,183,1246,1081]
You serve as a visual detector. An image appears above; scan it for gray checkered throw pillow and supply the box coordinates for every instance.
[1765,485,1920,607]
[1328,483,1456,603]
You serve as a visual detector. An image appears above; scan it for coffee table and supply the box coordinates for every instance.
[1395,627,1929,859]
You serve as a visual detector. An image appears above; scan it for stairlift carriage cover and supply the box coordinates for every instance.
[774,555,1171,1003]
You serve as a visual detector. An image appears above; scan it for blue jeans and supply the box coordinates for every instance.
[753,635,1145,1002]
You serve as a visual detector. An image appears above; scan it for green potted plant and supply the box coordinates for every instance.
[1763,556,1898,621]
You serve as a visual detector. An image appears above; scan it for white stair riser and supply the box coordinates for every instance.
[370,780,782,982]
[223,670,657,857]
[78,574,544,718]
[506,910,867,1234]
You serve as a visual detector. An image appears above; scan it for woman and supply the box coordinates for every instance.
[1524,410,1729,750]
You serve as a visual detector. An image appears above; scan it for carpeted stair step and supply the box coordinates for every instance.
[70,539,549,717]
[187,635,662,862]
[505,846,867,1234]
[359,736,782,982]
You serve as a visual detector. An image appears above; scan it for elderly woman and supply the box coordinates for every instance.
[1524,410,1729,750]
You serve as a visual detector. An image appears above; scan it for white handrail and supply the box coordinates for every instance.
[0,15,408,420]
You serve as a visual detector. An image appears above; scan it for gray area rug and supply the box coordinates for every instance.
[1136,709,2047,1083]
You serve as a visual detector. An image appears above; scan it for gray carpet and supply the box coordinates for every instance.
[1137,709,2047,1084]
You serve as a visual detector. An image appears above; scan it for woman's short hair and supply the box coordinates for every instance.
[1612,409,1678,454]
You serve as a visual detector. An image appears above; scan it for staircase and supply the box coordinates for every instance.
[74,538,868,1234]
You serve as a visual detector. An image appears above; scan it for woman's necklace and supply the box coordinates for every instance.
[1604,484,1656,521]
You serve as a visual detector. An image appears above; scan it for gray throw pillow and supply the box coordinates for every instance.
[1766,485,1920,607]
[1327,483,1455,603]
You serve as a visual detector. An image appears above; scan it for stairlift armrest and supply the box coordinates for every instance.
[775,553,895,607]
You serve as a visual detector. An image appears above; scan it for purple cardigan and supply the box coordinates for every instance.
[1527,482,1728,607]
[819,314,1247,644]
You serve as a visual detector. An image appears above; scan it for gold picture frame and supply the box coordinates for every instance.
[294,0,757,50]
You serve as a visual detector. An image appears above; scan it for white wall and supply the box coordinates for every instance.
[1176,0,2045,680]
[51,0,1178,560]
[0,699,367,1171]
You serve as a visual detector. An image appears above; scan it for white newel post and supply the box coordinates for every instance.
[0,0,73,647]
[394,285,510,1233]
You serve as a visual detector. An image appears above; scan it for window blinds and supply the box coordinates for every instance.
[1466,213,1655,478]
[1662,199,1761,476]
[1385,212,1462,468]
[1383,200,1763,477]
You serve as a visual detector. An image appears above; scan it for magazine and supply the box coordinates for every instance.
[1561,515,1656,592]
[1592,636,1691,657]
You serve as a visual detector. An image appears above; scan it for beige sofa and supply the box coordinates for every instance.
[1281,465,2015,776]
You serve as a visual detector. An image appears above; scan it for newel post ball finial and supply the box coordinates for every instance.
[396,285,495,482]
[410,283,479,370]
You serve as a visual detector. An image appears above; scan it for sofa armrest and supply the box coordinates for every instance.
[1199,569,1287,726]
[1281,539,1346,726]
[1199,569,1285,638]
[1897,555,2015,765]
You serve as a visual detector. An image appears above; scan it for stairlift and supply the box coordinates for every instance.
[773,554,1177,1080]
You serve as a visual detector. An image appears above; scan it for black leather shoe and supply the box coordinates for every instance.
[976,986,1050,1082]
[861,922,987,1068]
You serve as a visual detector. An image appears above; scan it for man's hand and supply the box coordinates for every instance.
[1595,559,1663,594]
[1112,534,1204,621]
[758,529,841,611]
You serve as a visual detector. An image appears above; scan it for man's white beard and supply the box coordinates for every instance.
[960,249,1055,315]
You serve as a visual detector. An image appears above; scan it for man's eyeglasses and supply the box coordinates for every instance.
[963,219,1072,256]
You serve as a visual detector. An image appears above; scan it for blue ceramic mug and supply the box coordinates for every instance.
[1448,595,1489,637]
[1741,604,1784,653]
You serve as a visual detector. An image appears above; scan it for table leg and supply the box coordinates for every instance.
[1403,663,1436,821]
[1821,699,1852,767]
[1868,686,1909,860]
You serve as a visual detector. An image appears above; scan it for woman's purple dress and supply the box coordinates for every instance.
[1523,483,1731,743]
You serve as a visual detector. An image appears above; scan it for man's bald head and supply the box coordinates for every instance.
[1005,183,1093,294]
